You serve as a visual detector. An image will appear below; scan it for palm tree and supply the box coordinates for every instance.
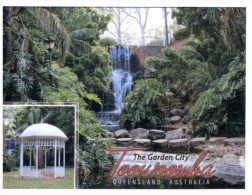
[3,7,70,69]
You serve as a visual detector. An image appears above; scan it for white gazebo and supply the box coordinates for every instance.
[19,123,68,178]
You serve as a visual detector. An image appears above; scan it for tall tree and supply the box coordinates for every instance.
[124,8,150,46]
[98,8,128,45]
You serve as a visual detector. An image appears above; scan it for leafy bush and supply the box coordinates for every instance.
[189,60,245,137]
[99,37,118,47]
[3,148,19,172]
[173,28,190,40]
[120,78,174,129]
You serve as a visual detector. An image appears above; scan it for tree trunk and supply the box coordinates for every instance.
[164,8,169,47]
[4,28,13,65]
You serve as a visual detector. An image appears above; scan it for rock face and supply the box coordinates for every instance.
[152,139,168,147]
[134,139,151,147]
[130,128,149,139]
[170,116,182,124]
[208,137,227,145]
[114,130,131,138]
[223,137,245,146]
[168,138,190,148]
[116,138,133,145]
[148,130,166,140]
[190,137,206,146]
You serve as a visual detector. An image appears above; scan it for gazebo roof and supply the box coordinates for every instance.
[19,123,68,141]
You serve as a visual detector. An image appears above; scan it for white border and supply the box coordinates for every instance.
[0,0,251,195]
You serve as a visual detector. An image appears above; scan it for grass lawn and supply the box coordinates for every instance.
[3,168,74,189]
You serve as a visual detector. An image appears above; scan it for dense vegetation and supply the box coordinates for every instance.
[120,8,245,137]
[3,7,114,178]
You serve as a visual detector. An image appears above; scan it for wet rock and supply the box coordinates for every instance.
[130,128,149,139]
[134,139,151,147]
[105,130,114,138]
[170,109,180,116]
[148,130,166,140]
[116,138,133,145]
[114,130,131,138]
[152,139,168,147]
[223,137,245,146]
[170,116,182,124]
[168,138,190,148]
[208,137,227,145]
[190,137,206,146]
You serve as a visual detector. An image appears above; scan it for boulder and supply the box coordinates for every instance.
[182,116,190,124]
[134,139,151,147]
[221,153,239,166]
[152,139,168,147]
[179,109,186,117]
[164,117,171,124]
[166,129,184,140]
[170,109,180,116]
[190,137,206,146]
[170,116,182,124]
[208,137,227,145]
[130,128,149,139]
[148,130,166,140]
[114,130,131,138]
[116,138,133,145]
[223,137,245,146]
[105,130,114,138]
[168,138,190,148]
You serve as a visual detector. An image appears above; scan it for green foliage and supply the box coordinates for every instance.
[189,59,245,137]
[66,46,112,94]
[3,148,19,172]
[99,37,118,47]
[120,79,174,129]
[145,47,189,84]
[173,28,190,41]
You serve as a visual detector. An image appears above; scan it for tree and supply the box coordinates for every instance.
[98,8,128,45]
[124,8,150,46]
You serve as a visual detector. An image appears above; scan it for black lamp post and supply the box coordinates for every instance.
[44,37,55,87]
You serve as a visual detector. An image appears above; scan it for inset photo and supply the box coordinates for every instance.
[3,104,76,189]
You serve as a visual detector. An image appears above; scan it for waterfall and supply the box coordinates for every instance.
[97,46,133,131]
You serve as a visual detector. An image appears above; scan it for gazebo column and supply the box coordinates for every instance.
[44,149,47,176]
[54,139,57,178]
[58,147,60,177]
[63,143,65,177]
[19,139,23,177]
[29,148,32,167]
[35,142,38,179]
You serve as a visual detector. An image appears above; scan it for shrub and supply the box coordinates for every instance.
[189,60,245,138]
[173,28,190,41]
[120,78,174,129]
[99,37,118,47]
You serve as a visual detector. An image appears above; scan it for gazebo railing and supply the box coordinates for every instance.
[20,166,36,177]
[45,166,65,177]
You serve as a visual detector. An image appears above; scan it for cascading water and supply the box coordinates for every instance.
[97,46,133,132]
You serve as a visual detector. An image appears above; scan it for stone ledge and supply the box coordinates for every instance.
[223,137,245,146]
